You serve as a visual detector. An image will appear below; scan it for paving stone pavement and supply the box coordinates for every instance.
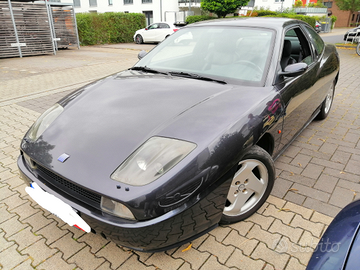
[0,43,359,270]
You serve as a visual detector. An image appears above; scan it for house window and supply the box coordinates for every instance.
[323,1,333,8]
[73,0,81,7]
[89,0,97,7]
[124,0,133,4]
[142,0,152,3]
[109,0,113,5]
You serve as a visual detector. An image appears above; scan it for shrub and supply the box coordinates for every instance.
[184,11,317,29]
[294,0,304,8]
[330,15,337,29]
[256,10,278,16]
[186,15,217,24]
[76,12,146,45]
[264,14,316,28]
[280,8,297,15]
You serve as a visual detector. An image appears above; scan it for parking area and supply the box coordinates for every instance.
[1,43,359,270]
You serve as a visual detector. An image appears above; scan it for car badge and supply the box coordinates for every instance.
[58,153,70,163]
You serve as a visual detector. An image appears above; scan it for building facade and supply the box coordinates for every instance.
[70,0,187,24]
[64,0,357,28]
[323,0,360,27]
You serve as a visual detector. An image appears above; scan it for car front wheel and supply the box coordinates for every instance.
[135,34,143,44]
[221,145,275,224]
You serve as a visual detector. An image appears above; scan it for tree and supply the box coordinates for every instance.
[201,0,250,18]
[334,0,360,26]
[294,0,303,8]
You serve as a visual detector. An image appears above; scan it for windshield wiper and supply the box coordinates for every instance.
[169,71,227,84]
[129,66,168,75]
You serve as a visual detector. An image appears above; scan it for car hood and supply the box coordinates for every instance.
[25,71,272,197]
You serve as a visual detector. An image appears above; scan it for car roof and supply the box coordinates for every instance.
[188,17,303,32]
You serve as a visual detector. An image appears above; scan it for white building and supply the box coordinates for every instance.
[239,0,295,15]
[68,0,202,25]
[66,0,302,25]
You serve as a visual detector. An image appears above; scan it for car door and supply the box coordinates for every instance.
[276,25,324,149]
[156,23,172,42]
[143,23,160,42]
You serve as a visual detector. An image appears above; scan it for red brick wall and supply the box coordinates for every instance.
[324,0,359,27]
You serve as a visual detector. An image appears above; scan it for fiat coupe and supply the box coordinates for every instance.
[18,18,340,252]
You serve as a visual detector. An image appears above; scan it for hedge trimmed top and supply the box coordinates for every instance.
[186,13,316,28]
[76,12,146,45]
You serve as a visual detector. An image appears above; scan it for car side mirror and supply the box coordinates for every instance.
[279,63,308,77]
[138,50,147,60]
[145,28,148,31]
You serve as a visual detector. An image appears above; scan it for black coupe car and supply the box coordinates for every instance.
[18,18,340,252]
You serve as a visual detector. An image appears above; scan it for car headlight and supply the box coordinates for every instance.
[27,103,64,141]
[101,197,135,220]
[111,137,196,186]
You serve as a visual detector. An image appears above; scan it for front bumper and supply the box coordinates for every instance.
[17,154,230,252]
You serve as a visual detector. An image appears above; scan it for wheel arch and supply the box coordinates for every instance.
[334,71,339,86]
[256,133,275,157]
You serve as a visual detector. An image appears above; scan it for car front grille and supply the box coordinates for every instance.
[36,164,102,209]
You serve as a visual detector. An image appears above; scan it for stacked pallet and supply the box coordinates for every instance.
[0,1,53,58]
[52,6,77,48]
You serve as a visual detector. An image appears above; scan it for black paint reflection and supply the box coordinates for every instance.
[22,137,55,168]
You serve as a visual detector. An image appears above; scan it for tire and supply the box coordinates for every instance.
[220,145,275,224]
[316,80,335,120]
[135,34,143,44]
[356,43,360,56]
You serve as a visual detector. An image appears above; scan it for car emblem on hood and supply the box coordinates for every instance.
[58,153,70,163]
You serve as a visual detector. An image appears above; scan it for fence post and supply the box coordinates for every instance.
[7,0,22,57]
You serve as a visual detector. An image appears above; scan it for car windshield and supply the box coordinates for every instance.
[135,26,274,86]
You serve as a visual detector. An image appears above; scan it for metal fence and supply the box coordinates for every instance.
[0,0,79,58]
[319,17,332,33]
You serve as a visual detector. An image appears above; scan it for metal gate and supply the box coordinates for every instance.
[319,17,332,33]
[0,0,79,58]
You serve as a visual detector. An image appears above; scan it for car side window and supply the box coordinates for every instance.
[304,26,325,56]
[160,23,170,29]
[282,27,313,67]
[148,24,158,30]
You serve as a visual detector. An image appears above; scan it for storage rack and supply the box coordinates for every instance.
[0,0,79,58]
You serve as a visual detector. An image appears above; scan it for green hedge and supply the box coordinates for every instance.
[256,10,278,17]
[76,12,146,45]
[185,15,217,24]
[186,13,316,29]
[264,14,316,28]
